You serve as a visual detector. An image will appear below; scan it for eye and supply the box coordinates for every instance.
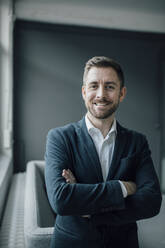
[105,85,115,90]
[88,84,98,89]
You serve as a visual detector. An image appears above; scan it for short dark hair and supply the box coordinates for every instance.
[83,56,124,88]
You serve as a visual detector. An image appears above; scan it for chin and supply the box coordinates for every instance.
[95,115,113,120]
[91,111,114,120]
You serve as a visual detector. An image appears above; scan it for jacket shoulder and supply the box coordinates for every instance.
[47,121,80,139]
[118,123,147,144]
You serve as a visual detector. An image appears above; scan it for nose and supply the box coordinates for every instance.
[96,85,106,99]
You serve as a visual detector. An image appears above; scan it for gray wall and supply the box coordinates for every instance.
[14,21,165,174]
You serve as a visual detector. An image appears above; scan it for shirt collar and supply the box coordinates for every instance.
[85,114,117,137]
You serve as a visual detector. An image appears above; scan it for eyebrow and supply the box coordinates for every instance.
[88,81,117,85]
[104,81,117,86]
[88,81,97,85]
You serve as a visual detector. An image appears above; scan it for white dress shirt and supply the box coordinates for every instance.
[85,115,127,198]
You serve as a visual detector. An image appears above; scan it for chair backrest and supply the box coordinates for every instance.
[35,162,55,227]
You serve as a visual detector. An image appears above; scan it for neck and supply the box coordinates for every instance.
[87,112,115,138]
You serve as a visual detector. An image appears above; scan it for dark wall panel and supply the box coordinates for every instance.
[13,21,165,173]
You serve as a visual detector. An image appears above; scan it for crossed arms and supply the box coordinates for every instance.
[62,168,137,196]
[62,168,137,218]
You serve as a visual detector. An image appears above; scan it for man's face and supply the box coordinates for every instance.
[82,66,126,120]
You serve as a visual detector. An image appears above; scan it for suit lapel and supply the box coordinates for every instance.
[107,122,127,180]
[77,118,103,182]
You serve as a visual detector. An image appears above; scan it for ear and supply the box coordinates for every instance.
[82,85,86,101]
[119,86,127,103]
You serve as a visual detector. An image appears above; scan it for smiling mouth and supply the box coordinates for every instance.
[94,102,109,106]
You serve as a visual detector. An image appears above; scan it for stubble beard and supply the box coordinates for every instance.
[87,100,120,120]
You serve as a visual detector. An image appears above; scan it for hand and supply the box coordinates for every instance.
[121,181,137,196]
[62,169,90,218]
[62,169,76,184]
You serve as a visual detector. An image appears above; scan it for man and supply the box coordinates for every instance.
[45,56,162,248]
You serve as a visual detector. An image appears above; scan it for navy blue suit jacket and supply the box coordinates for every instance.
[45,118,162,248]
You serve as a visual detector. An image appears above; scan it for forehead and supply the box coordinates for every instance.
[86,66,120,84]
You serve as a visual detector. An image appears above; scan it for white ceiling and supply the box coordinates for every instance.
[14,0,165,33]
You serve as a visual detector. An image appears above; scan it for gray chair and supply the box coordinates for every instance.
[24,161,55,248]
[24,160,165,248]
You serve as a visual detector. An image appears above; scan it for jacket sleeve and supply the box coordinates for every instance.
[45,128,125,216]
[91,136,162,226]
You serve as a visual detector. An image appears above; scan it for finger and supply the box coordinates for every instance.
[67,169,76,180]
[62,169,76,183]
[63,173,70,180]
[62,170,70,180]
[65,170,73,178]
[62,170,74,183]
[66,170,73,177]
[62,170,67,177]
[62,169,67,175]
[66,179,71,183]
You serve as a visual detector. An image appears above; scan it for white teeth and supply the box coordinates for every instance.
[95,103,107,106]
